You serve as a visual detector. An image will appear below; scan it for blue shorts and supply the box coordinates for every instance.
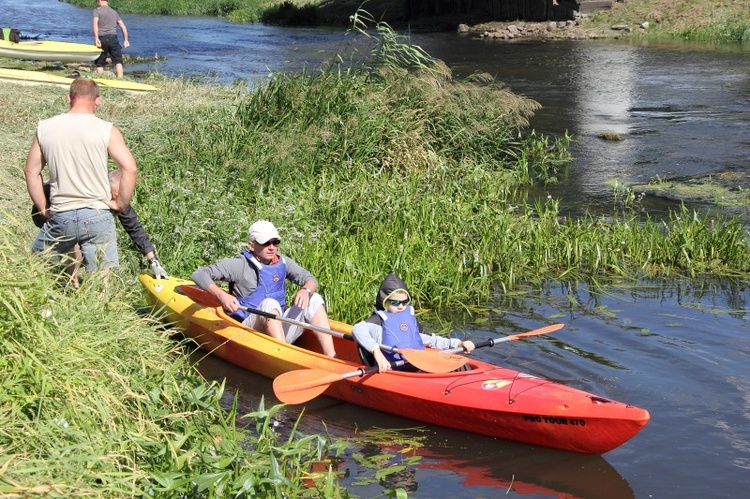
[32,208,118,272]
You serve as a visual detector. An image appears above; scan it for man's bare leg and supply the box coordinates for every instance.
[310,307,336,357]
[264,313,286,343]
[64,244,83,288]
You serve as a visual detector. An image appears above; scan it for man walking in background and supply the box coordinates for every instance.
[93,0,130,78]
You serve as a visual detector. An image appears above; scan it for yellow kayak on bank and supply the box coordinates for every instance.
[0,39,101,63]
[0,67,158,92]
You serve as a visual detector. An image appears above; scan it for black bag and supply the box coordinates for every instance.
[1,28,21,43]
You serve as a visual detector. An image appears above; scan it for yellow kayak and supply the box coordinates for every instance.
[0,67,158,92]
[0,39,101,63]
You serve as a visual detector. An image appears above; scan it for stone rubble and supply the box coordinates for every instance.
[457,12,651,41]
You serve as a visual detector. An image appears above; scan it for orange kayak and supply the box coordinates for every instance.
[139,274,649,454]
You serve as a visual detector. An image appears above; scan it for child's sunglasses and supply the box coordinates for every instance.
[387,298,410,306]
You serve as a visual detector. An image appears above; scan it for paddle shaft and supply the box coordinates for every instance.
[443,323,564,355]
[234,303,404,354]
[341,360,407,380]
[177,284,468,373]
[178,285,380,346]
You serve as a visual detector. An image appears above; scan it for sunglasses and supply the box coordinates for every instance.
[387,298,410,306]
[259,239,280,247]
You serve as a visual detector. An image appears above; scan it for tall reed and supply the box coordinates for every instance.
[0,220,344,496]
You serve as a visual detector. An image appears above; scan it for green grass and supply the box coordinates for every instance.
[6,13,746,325]
[63,0,391,25]
[101,13,747,323]
[0,220,346,496]
[65,0,274,23]
[582,0,750,43]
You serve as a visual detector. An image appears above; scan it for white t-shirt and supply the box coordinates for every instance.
[37,112,113,213]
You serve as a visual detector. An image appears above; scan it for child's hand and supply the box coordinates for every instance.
[460,340,475,353]
[374,349,391,372]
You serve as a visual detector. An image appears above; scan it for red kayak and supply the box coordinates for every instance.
[140,274,650,454]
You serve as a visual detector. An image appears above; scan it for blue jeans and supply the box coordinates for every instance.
[32,208,118,272]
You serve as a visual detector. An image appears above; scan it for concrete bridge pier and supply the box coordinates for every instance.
[577,1,615,15]
[404,0,616,22]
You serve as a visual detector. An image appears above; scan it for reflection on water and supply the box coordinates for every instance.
[417,440,634,499]
[195,350,634,498]
[572,42,637,138]
[570,43,638,194]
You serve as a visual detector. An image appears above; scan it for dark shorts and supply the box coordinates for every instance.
[94,34,123,67]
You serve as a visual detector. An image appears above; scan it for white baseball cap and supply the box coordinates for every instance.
[248,220,280,244]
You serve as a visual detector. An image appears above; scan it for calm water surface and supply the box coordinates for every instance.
[7,1,750,497]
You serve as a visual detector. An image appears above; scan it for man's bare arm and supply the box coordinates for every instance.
[108,125,137,212]
[24,135,48,220]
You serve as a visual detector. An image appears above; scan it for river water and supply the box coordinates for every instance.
[7,1,750,497]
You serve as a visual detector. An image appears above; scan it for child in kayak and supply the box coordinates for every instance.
[352,273,474,372]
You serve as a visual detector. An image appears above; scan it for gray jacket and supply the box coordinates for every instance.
[191,253,317,298]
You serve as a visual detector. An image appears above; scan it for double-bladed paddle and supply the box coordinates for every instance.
[273,361,407,404]
[272,322,565,404]
[176,284,467,374]
[443,323,565,354]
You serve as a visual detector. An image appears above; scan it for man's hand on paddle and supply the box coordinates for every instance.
[206,284,239,313]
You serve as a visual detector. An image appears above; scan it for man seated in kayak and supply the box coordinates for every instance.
[31,170,168,280]
[352,273,474,372]
[191,220,337,358]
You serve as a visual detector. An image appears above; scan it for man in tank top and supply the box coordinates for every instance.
[25,78,138,281]
[93,0,130,78]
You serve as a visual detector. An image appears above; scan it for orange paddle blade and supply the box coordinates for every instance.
[178,284,220,307]
[504,323,565,342]
[273,369,344,404]
[397,349,467,373]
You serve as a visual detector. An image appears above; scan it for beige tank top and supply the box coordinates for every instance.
[37,112,113,213]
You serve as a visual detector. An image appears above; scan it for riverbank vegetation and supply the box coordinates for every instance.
[62,0,361,24]
[2,11,749,495]
[0,228,345,495]
[64,0,750,41]
[583,0,750,43]
[5,12,748,317]
[65,0,274,23]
